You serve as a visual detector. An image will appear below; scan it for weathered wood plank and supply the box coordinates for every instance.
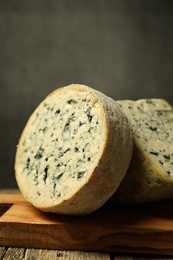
[2,247,173,259]
[3,247,25,260]
[0,247,110,260]
[0,247,6,259]
[25,248,56,260]
[25,249,110,260]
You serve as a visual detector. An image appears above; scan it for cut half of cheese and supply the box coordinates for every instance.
[112,98,173,204]
[15,84,133,215]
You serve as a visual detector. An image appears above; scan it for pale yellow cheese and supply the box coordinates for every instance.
[15,84,133,215]
[112,99,173,204]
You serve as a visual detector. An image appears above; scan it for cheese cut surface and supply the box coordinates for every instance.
[112,98,173,204]
[15,84,133,215]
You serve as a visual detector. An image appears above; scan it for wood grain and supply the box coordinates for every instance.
[25,250,110,260]
[3,248,25,260]
[0,247,6,259]
[1,193,173,256]
[0,247,110,260]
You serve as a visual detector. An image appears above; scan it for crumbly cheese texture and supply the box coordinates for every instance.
[15,84,133,215]
[112,98,173,204]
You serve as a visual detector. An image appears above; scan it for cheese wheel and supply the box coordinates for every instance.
[15,84,133,215]
[112,98,173,204]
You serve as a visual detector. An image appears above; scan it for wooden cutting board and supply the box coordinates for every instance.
[1,192,173,256]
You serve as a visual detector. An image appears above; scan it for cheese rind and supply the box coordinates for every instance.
[15,84,133,215]
[112,99,173,204]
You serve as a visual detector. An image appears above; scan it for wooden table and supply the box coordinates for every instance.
[1,189,173,260]
[1,247,170,260]
[0,247,137,259]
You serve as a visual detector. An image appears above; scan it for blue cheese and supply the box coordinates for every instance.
[113,99,173,204]
[15,84,133,215]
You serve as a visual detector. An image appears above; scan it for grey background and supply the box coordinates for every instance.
[0,0,173,188]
